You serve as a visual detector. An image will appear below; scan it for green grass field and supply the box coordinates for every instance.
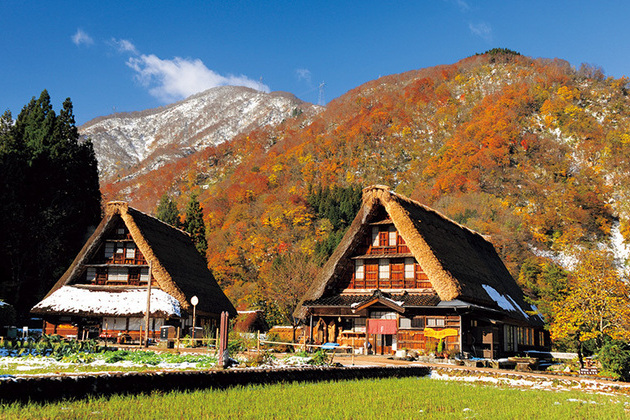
[2,376,629,419]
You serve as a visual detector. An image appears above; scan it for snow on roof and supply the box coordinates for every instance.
[0,301,6,307]
[32,286,181,318]
[481,284,529,319]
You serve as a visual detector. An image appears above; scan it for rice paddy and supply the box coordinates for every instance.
[2,376,629,419]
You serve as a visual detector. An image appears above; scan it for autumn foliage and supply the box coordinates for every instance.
[100,51,630,332]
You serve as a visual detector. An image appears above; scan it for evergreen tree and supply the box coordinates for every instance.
[183,194,208,258]
[0,91,101,320]
[156,193,180,227]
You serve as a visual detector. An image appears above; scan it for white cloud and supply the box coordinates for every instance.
[126,54,270,102]
[110,38,138,55]
[469,22,492,41]
[296,68,312,84]
[72,29,94,47]
[454,0,470,11]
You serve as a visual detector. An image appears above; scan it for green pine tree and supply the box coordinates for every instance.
[0,91,101,320]
[183,194,208,258]
[156,193,180,227]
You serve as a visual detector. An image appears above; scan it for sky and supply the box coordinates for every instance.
[2,1,630,125]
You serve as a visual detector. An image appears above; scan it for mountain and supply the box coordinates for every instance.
[80,86,320,182]
[100,50,630,312]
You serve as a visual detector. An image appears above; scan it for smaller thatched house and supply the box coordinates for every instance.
[31,201,236,341]
[295,186,548,358]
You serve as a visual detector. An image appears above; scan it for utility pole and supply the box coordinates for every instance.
[144,261,152,348]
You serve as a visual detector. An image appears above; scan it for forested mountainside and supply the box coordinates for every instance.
[102,50,630,313]
[81,86,319,182]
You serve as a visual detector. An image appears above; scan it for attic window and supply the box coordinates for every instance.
[371,227,379,246]
[116,228,126,235]
[104,242,114,258]
[388,226,396,246]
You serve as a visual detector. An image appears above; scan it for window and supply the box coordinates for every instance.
[379,259,390,279]
[355,260,364,279]
[388,226,397,246]
[411,317,425,329]
[426,318,445,327]
[399,317,411,329]
[379,231,389,247]
[125,243,136,259]
[505,325,516,352]
[538,331,545,347]
[140,267,150,283]
[86,267,96,283]
[371,227,379,246]
[353,318,366,332]
[104,242,114,258]
[370,311,396,319]
[404,258,415,279]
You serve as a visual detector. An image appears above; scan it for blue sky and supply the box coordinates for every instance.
[2,1,629,125]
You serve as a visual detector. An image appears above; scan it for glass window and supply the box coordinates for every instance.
[399,317,411,329]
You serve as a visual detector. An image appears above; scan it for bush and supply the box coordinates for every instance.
[598,340,630,381]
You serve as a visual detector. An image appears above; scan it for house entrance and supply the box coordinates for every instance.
[375,334,393,354]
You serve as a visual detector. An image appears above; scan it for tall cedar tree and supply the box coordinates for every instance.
[156,193,180,227]
[0,91,101,319]
[183,194,208,257]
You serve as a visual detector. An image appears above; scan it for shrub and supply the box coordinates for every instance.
[598,340,630,381]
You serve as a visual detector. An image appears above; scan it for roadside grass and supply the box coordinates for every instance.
[2,376,629,419]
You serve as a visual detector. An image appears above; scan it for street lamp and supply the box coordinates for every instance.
[191,295,199,344]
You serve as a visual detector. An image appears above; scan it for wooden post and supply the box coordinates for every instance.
[144,261,153,348]
[257,330,260,353]
[176,326,180,353]
[219,311,229,368]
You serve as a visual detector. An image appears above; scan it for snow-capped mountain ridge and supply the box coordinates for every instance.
[80,86,320,182]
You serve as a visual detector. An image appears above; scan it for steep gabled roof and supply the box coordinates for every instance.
[295,186,541,325]
[40,201,236,318]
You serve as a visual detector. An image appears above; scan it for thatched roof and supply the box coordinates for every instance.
[31,286,181,318]
[36,201,236,318]
[295,186,541,325]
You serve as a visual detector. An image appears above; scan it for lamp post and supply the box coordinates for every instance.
[191,295,198,345]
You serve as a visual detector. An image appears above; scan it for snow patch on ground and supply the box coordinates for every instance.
[528,245,578,271]
[608,221,630,279]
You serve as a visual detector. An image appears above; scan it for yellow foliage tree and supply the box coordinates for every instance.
[550,250,630,366]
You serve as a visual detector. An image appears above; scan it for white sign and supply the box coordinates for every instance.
[191,295,199,306]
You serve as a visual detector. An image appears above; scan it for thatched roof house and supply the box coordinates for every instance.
[32,201,235,339]
[295,186,546,357]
